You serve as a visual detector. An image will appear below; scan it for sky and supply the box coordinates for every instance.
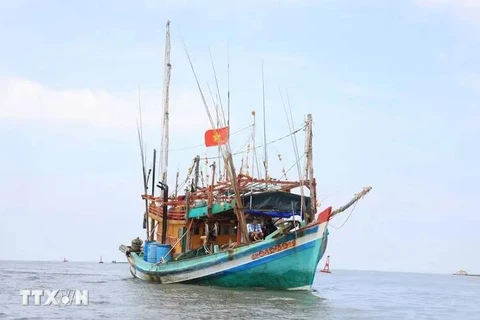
[0,0,479,274]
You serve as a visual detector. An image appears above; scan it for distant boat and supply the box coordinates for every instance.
[453,270,480,277]
[320,255,331,273]
[63,257,68,263]
[454,270,468,275]
[99,256,104,264]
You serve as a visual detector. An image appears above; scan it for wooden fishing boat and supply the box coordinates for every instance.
[120,187,370,289]
[118,20,372,290]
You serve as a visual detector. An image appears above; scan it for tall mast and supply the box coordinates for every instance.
[181,37,250,244]
[160,20,172,186]
[251,110,256,181]
[262,61,268,184]
[227,43,230,129]
[216,99,221,182]
[225,44,230,183]
[304,114,315,223]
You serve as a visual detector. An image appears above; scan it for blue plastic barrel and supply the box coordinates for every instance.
[147,242,158,263]
[143,240,151,261]
[156,244,173,262]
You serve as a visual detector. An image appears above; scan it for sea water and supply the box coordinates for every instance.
[0,261,478,319]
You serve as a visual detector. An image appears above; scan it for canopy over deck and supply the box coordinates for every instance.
[187,191,310,219]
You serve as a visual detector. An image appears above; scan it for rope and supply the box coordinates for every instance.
[149,222,193,271]
[201,124,306,160]
[277,153,305,180]
[329,201,359,230]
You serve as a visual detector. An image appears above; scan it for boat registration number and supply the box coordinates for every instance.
[251,239,296,260]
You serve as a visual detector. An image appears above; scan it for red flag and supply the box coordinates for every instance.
[204,127,229,147]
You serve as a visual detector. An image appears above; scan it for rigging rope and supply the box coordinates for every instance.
[169,125,253,152]
[201,124,306,160]
[329,201,359,230]
[278,153,305,180]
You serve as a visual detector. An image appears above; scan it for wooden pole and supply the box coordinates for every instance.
[305,114,315,223]
[160,20,172,186]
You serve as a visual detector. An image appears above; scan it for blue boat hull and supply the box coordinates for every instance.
[125,218,330,290]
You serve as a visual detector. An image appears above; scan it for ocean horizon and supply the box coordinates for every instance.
[1,260,478,319]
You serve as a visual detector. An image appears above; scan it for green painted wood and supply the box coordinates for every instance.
[187,201,234,218]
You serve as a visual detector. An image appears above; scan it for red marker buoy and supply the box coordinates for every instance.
[320,255,331,273]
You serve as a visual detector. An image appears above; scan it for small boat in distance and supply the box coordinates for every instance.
[99,256,104,264]
[453,270,480,277]
[63,257,68,263]
[320,255,331,273]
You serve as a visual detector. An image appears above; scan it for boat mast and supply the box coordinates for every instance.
[262,61,268,185]
[160,20,172,186]
[304,114,316,223]
[136,87,150,241]
[216,99,221,182]
[226,43,230,182]
[150,149,157,240]
[227,43,230,129]
[181,38,250,244]
[251,110,256,181]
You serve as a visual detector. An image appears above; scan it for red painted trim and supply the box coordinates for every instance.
[317,206,332,224]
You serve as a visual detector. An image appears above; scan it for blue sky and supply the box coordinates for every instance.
[0,0,479,274]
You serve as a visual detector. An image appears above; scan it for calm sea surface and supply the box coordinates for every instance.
[0,261,478,319]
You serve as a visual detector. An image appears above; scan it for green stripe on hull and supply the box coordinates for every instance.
[191,236,325,289]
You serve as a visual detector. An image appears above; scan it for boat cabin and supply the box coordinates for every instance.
[149,190,312,259]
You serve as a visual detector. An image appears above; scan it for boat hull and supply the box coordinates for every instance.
[125,219,329,290]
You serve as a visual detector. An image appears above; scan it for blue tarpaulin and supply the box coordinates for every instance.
[244,209,301,218]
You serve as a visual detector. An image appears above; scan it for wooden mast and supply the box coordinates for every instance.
[160,20,172,186]
[262,61,268,185]
[159,20,171,243]
[304,114,315,224]
[180,36,250,244]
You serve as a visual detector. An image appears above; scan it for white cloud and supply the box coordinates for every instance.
[0,77,212,135]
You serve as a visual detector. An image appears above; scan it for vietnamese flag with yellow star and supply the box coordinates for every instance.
[204,126,229,147]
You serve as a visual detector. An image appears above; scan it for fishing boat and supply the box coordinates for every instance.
[119,20,372,290]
